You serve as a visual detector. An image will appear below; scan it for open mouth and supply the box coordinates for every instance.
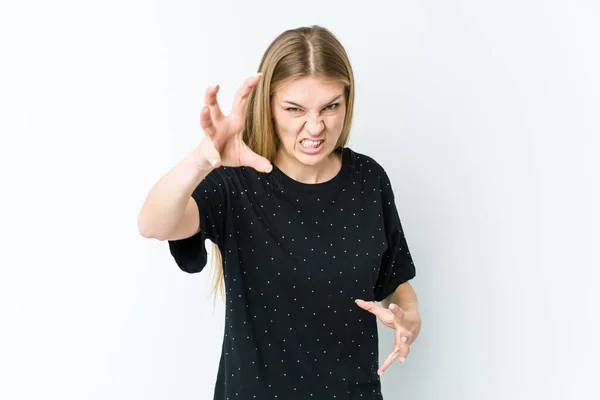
[300,139,324,149]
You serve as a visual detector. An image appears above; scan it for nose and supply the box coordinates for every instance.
[305,113,324,136]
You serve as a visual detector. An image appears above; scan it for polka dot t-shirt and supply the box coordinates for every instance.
[168,147,416,399]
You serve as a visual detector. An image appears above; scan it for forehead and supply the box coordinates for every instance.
[274,76,345,102]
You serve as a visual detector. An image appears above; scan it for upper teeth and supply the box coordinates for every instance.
[302,140,322,147]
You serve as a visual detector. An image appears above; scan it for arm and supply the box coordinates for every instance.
[380,281,418,312]
[137,143,214,241]
[138,74,272,242]
[356,280,422,373]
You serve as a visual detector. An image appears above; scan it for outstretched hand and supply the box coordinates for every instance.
[354,299,421,376]
[196,73,272,173]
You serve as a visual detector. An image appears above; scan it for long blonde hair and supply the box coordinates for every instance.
[210,25,356,304]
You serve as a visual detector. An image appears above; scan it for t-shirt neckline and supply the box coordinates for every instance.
[270,147,352,193]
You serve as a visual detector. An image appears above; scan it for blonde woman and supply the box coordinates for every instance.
[138,25,421,400]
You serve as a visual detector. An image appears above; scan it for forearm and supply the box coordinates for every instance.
[137,145,212,239]
[381,282,419,313]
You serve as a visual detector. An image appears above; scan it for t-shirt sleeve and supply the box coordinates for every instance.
[167,169,228,274]
[374,168,416,302]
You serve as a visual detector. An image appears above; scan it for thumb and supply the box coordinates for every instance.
[198,138,222,169]
[241,148,273,173]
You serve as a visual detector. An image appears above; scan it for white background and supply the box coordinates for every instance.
[2,0,599,399]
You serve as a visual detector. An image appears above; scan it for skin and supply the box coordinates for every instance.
[271,76,347,184]
[355,282,421,375]
[197,74,345,184]
[197,73,273,173]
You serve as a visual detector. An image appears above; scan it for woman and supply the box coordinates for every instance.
[138,25,421,399]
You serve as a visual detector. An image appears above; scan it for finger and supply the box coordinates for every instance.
[388,303,406,321]
[231,73,262,117]
[355,300,394,325]
[394,327,410,364]
[399,333,411,345]
[204,84,224,122]
[198,136,222,168]
[398,346,411,364]
[379,327,413,375]
[240,146,273,173]
[388,304,407,331]
[378,345,401,375]
[200,106,217,137]
[388,304,413,344]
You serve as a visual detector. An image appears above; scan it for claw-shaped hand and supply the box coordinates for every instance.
[355,299,421,375]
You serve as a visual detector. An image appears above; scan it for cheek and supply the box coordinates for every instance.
[327,114,346,131]
[277,117,304,138]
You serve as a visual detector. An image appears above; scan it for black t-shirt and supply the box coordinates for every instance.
[168,147,416,400]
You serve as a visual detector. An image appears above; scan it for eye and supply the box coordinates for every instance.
[286,107,301,112]
[324,103,339,111]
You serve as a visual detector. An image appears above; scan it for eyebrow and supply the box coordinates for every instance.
[282,94,343,109]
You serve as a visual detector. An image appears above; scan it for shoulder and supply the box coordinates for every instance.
[202,164,258,185]
[342,147,389,179]
[191,166,245,200]
[342,147,396,200]
[199,164,271,196]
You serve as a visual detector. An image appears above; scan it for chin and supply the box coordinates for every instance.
[295,155,323,167]
[293,145,331,165]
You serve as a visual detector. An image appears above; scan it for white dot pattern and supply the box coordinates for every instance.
[168,148,416,399]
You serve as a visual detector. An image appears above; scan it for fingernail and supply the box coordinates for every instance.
[389,304,396,309]
[401,336,408,343]
[399,357,405,364]
[355,299,363,303]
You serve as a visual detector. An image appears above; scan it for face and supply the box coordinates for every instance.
[271,76,346,168]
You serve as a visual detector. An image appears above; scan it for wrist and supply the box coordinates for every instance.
[187,144,215,172]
